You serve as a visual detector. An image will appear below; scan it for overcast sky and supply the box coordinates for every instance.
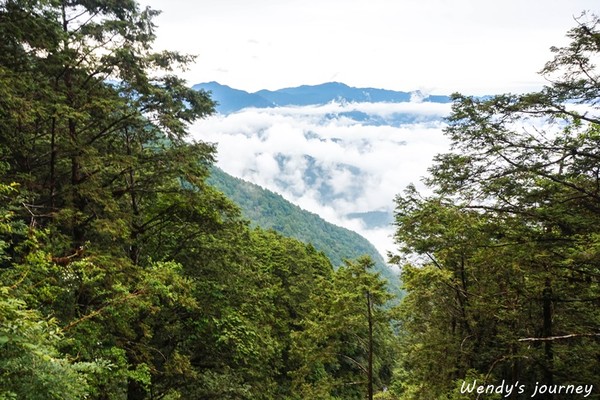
[139,0,597,95]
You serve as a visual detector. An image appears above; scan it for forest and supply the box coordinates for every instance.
[207,166,401,296]
[0,1,598,399]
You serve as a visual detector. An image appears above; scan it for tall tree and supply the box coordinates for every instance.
[0,1,219,397]
[291,256,396,400]
[391,12,600,400]
[0,0,215,250]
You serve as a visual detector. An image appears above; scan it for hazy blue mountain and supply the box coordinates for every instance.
[255,81,412,106]
[193,81,451,113]
[191,81,274,113]
[207,167,401,295]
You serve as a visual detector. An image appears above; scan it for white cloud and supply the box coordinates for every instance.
[190,101,451,259]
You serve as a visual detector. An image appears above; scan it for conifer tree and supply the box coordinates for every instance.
[392,12,600,400]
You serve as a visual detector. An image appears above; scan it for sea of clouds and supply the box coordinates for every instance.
[190,100,453,260]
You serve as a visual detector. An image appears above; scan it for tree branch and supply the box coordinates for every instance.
[518,333,600,342]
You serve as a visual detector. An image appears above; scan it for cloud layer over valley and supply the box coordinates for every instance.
[191,100,452,259]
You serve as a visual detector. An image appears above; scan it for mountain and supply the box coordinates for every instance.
[191,81,274,113]
[256,81,411,106]
[208,167,401,295]
[193,81,451,113]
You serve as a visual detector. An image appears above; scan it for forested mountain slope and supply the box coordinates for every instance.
[208,167,401,294]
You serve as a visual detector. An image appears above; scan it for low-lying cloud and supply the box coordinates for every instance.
[190,101,452,260]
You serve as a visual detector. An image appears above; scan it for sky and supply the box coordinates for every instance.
[139,0,598,95]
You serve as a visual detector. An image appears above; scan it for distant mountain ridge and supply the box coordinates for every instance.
[193,81,451,113]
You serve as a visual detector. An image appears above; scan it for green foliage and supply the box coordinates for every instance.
[0,286,95,399]
[0,1,401,398]
[391,12,600,400]
[209,166,402,295]
[290,256,397,399]
[0,181,97,399]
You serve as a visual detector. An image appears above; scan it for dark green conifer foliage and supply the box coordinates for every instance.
[391,12,600,400]
[290,256,396,400]
[0,1,401,398]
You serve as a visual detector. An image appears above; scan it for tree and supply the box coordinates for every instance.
[0,0,215,250]
[1,1,403,398]
[391,12,600,400]
[291,256,396,400]
[0,1,220,397]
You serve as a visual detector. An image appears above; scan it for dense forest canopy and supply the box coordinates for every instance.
[0,0,599,399]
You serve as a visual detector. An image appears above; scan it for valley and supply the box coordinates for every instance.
[191,81,452,264]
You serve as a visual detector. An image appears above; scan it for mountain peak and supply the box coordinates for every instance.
[193,82,274,113]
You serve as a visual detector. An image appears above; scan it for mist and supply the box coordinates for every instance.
[191,101,452,259]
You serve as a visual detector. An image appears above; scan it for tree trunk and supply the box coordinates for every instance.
[367,291,374,400]
[126,129,141,265]
[49,116,57,210]
[542,278,554,400]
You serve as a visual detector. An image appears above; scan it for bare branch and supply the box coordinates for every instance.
[518,333,600,342]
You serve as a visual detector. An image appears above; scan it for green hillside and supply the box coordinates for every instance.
[208,167,401,294]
